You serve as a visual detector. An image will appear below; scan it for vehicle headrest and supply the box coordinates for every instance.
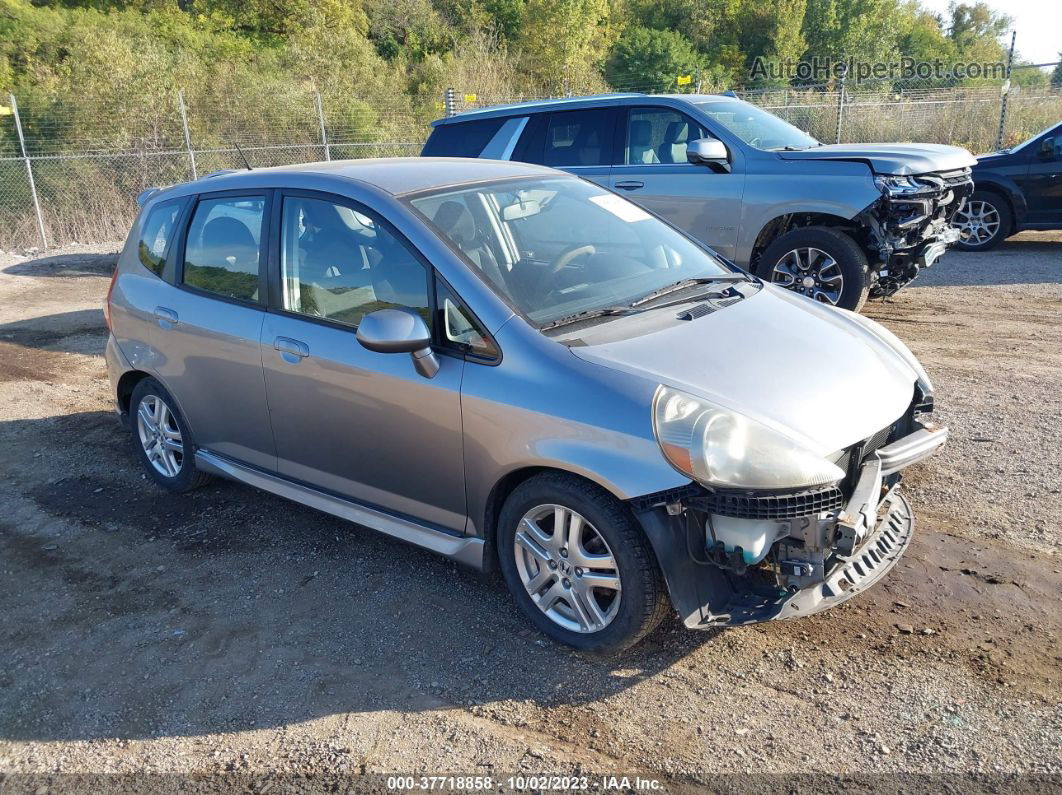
[662,121,689,145]
[433,201,476,246]
[203,216,256,253]
[630,120,653,147]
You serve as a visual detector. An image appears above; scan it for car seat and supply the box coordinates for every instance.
[628,120,660,164]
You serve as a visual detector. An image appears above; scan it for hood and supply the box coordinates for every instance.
[570,287,917,456]
[777,142,976,176]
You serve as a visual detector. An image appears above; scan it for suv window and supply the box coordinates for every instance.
[183,197,265,302]
[137,199,183,277]
[422,118,505,158]
[280,196,430,327]
[625,108,708,165]
[542,110,613,167]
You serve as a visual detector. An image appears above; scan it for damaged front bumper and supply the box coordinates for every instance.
[632,419,947,629]
[863,169,972,295]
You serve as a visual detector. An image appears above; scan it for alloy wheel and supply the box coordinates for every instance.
[513,504,622,634]
[136,394,184,478]
[770,247,844,304]
[953,200,1001,247]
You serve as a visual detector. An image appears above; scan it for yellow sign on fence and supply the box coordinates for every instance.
[464,93,478,102]
[0,105,12,116]
[676,75,693,86]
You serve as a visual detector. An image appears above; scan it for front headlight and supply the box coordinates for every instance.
[874,174,926,195]
[652,386,845,490]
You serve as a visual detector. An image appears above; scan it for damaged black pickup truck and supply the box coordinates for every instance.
[424,92,976,311]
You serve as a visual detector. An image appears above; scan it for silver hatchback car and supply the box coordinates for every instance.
[106,158,947,652]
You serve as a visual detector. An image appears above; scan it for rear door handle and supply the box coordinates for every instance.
[614,180,644,190]
[273,336,309,362]
[153,307,178,328]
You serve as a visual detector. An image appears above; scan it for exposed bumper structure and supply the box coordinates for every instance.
[876,422,948,475]
[633,417,945,630]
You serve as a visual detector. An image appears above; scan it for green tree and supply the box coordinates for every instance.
[605,26,705,92]
[1052,54,1062,87]
[518,0,616,91]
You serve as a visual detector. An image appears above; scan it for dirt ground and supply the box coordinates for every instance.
[0,234,1059,789]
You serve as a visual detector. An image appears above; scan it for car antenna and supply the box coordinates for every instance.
[234,143,253,171]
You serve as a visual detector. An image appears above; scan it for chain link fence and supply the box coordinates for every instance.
[2,67,1060,251]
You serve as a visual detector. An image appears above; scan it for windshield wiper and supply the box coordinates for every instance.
[630,275,749,307]
[539,305,641,331]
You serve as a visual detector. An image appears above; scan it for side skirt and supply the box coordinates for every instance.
[194,449,485,568]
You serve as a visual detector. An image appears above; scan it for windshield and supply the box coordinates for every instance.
[695,101,819,151]
[409,177,735,326]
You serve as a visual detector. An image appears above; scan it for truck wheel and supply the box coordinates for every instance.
[497,473,669,654]
[953,191,1011,251]
[758,226,871,312]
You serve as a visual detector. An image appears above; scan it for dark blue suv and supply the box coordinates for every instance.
[954,121,1062,250]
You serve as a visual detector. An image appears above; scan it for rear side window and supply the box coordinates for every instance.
[137,200,183,277]
[182,197,265,302]
[542,110,613,167]
[422,118,505,157]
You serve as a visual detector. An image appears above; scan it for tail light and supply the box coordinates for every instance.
[103,265,119,331]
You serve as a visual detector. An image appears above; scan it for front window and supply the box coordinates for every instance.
[695,101,819,151]
[409,177,735,327]
[626,108,709,165]
[279,196,429,327]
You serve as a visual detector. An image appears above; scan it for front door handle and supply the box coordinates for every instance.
[614,180,644,190]
[273,336,309,362]
[153,307,178,328]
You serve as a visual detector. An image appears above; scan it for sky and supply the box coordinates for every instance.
[918,0,1060,66]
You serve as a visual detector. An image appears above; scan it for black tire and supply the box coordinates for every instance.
[954,190,1012,251]
[497,472,669,654]
[757,226,871,312]
[129,377,210,493]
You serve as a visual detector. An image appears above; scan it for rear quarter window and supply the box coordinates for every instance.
[137,200,184,277]
[422,118,505,157]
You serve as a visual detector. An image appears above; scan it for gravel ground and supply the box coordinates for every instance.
[0,236,1059,789]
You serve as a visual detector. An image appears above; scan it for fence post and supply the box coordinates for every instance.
[314,91,331,161]
[178,91,197,180]
[9,94,47,249]
[996,31,1016,150]
[835,64,847,144]
[444,87,455,118]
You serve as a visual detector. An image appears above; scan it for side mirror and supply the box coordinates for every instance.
[1039,137,1056,159]
[687,138,730,171]
[356,308,439,378]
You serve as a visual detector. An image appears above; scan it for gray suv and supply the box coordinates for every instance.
[107,158,946,652]
[423,93,976,311]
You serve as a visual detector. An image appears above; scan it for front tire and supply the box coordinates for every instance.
[497,473,669,654]
[758,226,871,311]
[129,378,210,493]
[953,191,1012,251]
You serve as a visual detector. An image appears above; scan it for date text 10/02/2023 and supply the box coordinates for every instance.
[386,775,664,791]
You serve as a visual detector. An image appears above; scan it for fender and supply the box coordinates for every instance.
[969,173,1028,228]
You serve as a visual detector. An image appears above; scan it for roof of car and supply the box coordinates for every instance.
[164,157,561,198]
[431,93,744,126]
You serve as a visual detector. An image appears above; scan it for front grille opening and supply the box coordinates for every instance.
[692,487,845,520]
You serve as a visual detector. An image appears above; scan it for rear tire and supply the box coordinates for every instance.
[953,191,1012,251]
[129,378,210,493]
[758,226,871,311]
[497,473,668,654]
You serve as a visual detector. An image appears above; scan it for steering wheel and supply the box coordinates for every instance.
[748,137,762,148]
[550,244,596,274]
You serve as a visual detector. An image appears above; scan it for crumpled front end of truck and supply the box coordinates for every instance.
[861,168,974,296]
